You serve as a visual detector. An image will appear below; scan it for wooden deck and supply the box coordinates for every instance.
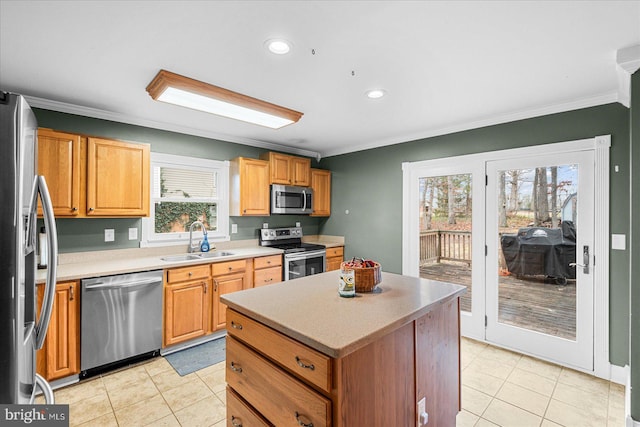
[420,261,576,340]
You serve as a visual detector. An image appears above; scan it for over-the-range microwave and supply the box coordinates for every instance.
[271,184,314,215]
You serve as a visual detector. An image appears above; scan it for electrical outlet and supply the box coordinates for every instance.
[296,222,301,227]
[104,229,115,242]
[231,224,238,234]
[263,223,269,229]
[128,227,138,240]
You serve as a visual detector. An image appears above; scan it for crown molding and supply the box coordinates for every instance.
[321,91,618,158]
[24,95,322,160]
[616,45,640,108]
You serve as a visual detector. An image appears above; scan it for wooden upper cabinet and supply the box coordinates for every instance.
[311,169,331,217]
[260,152,311,187]
[230,157,270,216]
[86,137,150,216]
[291,156,311,187]
[37,128,82,216]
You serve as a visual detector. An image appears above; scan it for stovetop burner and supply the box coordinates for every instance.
[271,242,326,253]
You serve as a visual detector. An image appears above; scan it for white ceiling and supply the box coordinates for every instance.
[1,1,639,159]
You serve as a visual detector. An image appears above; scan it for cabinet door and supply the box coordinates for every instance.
[310,169,331,217]
[212,273,246,331]
[266,152,292,185]
[37,129,82,216]
[238,158,270,216]
[36,281,80,381]
[86,137,150,216]
[291,157,311,187]
[164,280,211,347]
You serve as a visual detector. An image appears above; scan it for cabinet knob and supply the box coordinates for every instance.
[71,207,78,211]
[89,207,94,211]
[188,272,193,276]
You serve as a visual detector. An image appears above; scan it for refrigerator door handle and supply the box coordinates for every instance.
[34,175,58,350]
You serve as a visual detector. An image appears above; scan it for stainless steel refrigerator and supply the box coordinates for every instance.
[0,92,58,404]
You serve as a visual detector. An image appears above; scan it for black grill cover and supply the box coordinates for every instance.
[501,221,576,279]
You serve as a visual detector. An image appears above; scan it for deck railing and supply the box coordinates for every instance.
[420,230,472,265]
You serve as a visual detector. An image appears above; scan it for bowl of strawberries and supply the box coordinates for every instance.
[340,257,382,292]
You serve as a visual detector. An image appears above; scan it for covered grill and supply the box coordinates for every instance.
[500,221,576,283]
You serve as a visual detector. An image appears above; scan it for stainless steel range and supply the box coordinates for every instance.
[259,227,326,281]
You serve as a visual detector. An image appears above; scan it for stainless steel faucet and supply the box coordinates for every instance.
[188,221,207,253]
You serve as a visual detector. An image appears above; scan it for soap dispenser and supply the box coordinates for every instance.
[200,233,210,252]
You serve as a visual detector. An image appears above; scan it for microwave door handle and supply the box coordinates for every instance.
[302,190,307,211]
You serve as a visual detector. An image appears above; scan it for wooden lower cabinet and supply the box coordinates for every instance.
[36,281,80,381]
[226,298,460,427]
[326,246,344,271]
[212,272,245,331]
[253,254,282,287]
[164,264,211,347]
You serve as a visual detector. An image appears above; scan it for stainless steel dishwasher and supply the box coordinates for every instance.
[80,270,163,378]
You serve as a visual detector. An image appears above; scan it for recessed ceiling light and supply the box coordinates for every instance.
[265,39,292,55]
[366,89,386,99]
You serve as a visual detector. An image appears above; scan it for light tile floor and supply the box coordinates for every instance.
[47,337,626,426]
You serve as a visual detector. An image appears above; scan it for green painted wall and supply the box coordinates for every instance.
[630,70,639,420]
[320,103,631,367]
[33,109,323,252]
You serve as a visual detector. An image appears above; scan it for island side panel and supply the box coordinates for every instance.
[416,297,461,427]
[332,321,416,427]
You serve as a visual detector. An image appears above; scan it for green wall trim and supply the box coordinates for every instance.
[320,102,631,367]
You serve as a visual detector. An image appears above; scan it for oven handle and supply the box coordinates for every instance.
[284,250,326,261]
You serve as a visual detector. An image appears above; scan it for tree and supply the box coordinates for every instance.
[550,166,558,227]
[447,175,456,225]
[534,167,549,225]
[498,171,507,227]
[507,170,521,213]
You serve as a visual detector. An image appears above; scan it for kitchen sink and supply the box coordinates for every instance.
[197,251,235,259]
[160,254,203,262]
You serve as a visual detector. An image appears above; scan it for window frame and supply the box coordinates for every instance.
[141,152,230,247]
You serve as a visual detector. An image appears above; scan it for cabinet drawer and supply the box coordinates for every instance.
[326,246,343,258]
[226,310,331,393]
[253,254,282,270]
[254,266,282,287]
[166,264,210,283]
[212,259,246,276]
[226,337,331,427]
[227,387,273,427]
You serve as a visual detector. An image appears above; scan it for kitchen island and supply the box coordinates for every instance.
[221,270,466,427]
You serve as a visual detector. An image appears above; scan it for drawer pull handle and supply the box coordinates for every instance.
[231,321,243,330]
[230,362,243,373]
[295,356,315,371]
[231,416,242,427]
[295,412,313,427]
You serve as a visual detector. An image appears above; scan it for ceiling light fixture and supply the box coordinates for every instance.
[146,69,303,129]
[366,89,386,99]
[265,39,292,55]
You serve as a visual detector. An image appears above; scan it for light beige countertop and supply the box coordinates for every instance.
[221,270,466,358]
[37,235,344,284]
[36,243,282,284]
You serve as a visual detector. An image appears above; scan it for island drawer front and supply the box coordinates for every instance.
[212,259,246,276]
[227,387,273,427]
[254,254,282,269]
[227,310,331,392]
[326,246,344,258]
[253,266,282,287]
[166,264,210,283]
[226,336,331,427]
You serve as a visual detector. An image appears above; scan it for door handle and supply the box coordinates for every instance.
[569,245,590,274]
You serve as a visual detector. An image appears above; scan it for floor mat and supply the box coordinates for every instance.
[165,337,226,376]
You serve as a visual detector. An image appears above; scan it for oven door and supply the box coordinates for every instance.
[284,250,326,280]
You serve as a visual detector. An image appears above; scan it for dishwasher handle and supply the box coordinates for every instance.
[84,278,161,290]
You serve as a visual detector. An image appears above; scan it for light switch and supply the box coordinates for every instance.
[612,234,626,250]
[128,227,138,240]
[104,229,115,242]
[231,224,238,234]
